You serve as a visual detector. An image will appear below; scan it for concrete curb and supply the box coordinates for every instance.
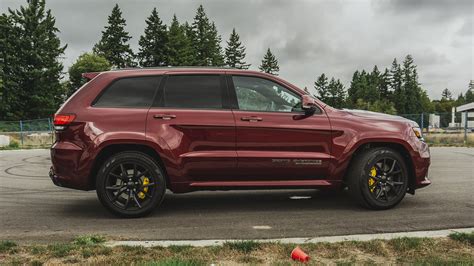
[106,227,474,247]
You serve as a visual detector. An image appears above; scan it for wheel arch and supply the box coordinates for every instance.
[88,142,170,190]
[344,141,416,194]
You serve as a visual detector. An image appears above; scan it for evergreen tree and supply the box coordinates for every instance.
[137,8,168,67]
[465,88,474,103]
[441,88,453,100]
[167,15,194,66]
[389,58,405,113]
[68,53,111,97]
[225,28,249,69]
[3,0,66,119]
[259,48,279,75]
[328,78,346,108]
[314,73,329,101]
[190,5,224,66]
[401,55,423,114]
[379,68,391,99]
[93,4,134,68]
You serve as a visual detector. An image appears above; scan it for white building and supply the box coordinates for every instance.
[456,102,474,129]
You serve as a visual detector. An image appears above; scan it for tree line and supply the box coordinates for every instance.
[313,55,473,116]
[0,0,472,121]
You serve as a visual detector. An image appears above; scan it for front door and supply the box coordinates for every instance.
[146,74,237,183]
[229,75,332,181]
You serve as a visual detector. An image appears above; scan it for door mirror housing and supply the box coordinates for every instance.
[301,95,318,114]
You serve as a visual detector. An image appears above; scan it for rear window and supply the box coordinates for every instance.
[93,76,161,108]
[162,75,223,109]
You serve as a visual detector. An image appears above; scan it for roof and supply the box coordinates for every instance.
[457,102,474,112]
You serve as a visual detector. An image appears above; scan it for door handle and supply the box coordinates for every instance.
[153,114,176,120]
[241,116,263,122]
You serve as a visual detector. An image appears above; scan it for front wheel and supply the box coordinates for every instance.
[347,147,409,210]
[96,152,166,218]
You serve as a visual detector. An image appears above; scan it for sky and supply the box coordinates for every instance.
[1,0,472,99]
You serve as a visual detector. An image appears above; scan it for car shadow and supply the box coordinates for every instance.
[61,189,363,219]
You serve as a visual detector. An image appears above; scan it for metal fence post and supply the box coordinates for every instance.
[48,117,53,145]
[19,120,24,146]
[420,113,424,132]
[464,112,468,144]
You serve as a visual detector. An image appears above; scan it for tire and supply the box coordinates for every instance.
[347,147,409,210]
[96,151,166,218]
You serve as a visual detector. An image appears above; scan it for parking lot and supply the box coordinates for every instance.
[0,147,473,243]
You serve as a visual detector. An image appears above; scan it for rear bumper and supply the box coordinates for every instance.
[50,141,92,190]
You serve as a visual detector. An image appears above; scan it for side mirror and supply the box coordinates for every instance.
[301,95,318,114]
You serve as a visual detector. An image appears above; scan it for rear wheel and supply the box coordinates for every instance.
[96,152,166,218]
[347,147,409,210]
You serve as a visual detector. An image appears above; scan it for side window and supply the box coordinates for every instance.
[93,76,161,108]
[232,76,302,112]
[163,75,223,109]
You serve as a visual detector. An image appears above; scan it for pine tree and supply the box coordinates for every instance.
[93,4,134,68]
[4,0,66,119]
[167,15,194,66]
[68,53,111,97]
[190,5,224,66]
[441,88,453,100]
[329,78,346,108]
[402,55,423,114]
[137,8,168,67]
[225,28,249,69]
[466,88,474,103]
[0,14,19,119]
[259,48,279,75]
[314,73,329,101]
[389,58,405,113]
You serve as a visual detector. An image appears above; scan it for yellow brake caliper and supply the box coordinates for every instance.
[137,177,150,199]
[369,167,377,192]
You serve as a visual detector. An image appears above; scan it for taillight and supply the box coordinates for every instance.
[53,114,76,130]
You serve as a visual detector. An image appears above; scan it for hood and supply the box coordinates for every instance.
[342,109,419,126]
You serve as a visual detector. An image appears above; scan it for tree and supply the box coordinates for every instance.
[389,58,405,113]
[137,8,168,67]
[167,15,194,66]
[93,4,134,68]
[259,48,279,75]
[0,13,19,119]
[441,88,453,100]
[225,28,249,69]
[190,5,224,66]
[401,55,423,114]
[67,53,111,97]
[314,73,329,101]
[2,0,66,119]
[465,88,474,103]
[327,78,346,108]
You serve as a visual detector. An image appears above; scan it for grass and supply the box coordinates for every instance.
[424,132,474,147]
[0,234,473,264]
[449,231,474,245]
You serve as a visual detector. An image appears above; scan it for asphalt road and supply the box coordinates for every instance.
[0,147,473,243]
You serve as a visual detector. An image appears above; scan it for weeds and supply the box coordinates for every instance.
[449,232,474,245]
[224,240,261,253]
[0,240,17,253]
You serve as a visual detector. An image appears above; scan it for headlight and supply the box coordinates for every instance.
[412,127,424,140]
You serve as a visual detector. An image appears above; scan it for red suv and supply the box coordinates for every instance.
[50,68,431,217]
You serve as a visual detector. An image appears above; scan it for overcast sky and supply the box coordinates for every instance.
[1,0,472,99]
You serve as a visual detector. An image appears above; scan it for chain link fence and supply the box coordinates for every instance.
[0,112,472,148]
[0,118,54,148]
[399,112,473,146]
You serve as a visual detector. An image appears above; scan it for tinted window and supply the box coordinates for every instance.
[163,75,223,109]
[94,76,161,108]
[232,76,302,112]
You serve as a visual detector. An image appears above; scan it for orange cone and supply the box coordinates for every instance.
[291,246,310,262]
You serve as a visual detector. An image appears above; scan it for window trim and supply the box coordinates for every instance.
[227,74,322,114]
[91,75,163,109]
[151,74,231,110]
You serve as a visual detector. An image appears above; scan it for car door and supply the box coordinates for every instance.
[229,74,332,181]
[146,74,237,183]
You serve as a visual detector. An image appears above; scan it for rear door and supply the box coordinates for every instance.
[229,74,333,181]
[146,74,237,183]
